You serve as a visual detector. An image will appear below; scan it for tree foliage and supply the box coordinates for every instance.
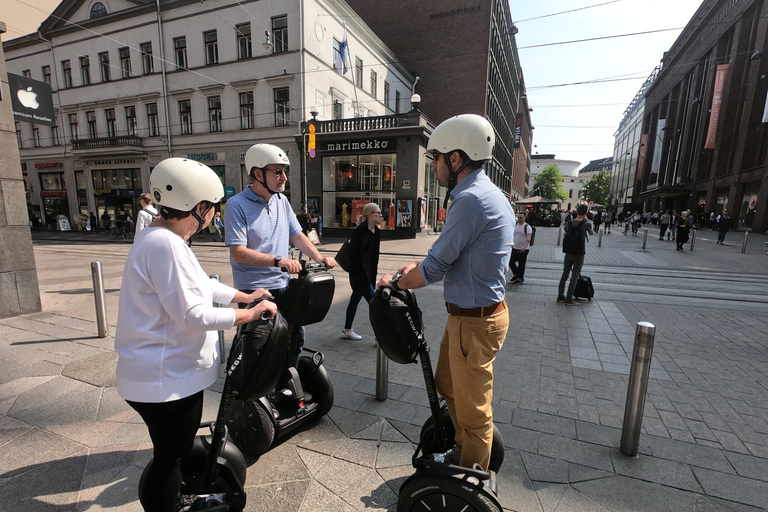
[582,169,610,206]
[532,165,567,202]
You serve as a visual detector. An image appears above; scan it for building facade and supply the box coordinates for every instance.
[344,0,533,202]
[527,153,583,211]
[4,0,415,231]
[625,0,768,232]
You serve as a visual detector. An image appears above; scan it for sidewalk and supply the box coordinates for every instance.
[1,226,766,511]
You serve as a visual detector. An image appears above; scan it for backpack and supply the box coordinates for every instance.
[526,224,536,247]
[562,220,587,255]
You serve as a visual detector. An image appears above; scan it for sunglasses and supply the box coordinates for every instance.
[270,168,289,176]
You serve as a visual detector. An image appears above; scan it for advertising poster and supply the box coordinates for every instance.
[397,199,412,228]
[705,64,729,149]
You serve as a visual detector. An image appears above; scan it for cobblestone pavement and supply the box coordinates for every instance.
[0,226,766,511]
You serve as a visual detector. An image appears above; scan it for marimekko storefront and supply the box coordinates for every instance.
[297,114,438,239]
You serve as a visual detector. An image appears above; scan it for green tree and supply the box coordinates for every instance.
[532,165,567,202]
[582,169,610,206]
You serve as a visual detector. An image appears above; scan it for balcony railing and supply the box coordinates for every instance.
[311,112,422,133]
[71,135,143,150]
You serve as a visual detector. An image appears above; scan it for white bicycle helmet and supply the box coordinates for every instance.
[427,114,495,161]
[150,158,224,211]
[245,144,290,175]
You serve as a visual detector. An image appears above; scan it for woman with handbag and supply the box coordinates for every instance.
[341,203,382,340]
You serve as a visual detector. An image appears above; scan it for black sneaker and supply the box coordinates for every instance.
[556,296,567,303]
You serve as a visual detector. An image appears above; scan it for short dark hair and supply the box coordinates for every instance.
[159,200,212,221]
[453,150,485,172]
[577,204,588,216]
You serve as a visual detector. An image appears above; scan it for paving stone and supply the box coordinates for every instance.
[693,467,768,509]
[538,434,614,472]
[611,451,701,492]
[573,474,701,511]
[513,408,577,439]
[645,435,734,472]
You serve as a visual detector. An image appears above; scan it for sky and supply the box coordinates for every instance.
[3,0,705,170]
[511,0,704,168]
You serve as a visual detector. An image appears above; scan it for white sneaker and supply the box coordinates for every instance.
[341,330,362,340]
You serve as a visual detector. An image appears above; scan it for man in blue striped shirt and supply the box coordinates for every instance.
[378,114,513,470]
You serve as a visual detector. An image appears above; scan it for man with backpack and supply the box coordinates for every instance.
[557,204,594,306]
[510,212,533,284]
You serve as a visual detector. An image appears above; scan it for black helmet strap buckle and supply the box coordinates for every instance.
[442,151,470,209]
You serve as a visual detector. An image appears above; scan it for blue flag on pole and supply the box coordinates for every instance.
[336,34,349,76]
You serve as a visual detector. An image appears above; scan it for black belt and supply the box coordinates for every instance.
[446,299,507,318]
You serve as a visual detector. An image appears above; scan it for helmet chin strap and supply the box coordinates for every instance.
[442,151,470,209]
[190,205,212,234]
[254,169,281,198]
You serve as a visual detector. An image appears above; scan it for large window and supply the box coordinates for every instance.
[370,70,377,98]
[274,87,290,126]
[86,111,97,138]
[42,65,51,84]
[99,52,110,81]
[80,56,91,85]
[333,99,342,120]
[384,81,390,109]
[239,92,254,129]
[333,39,342,73]
[355,57,363,88]
[125,106,137,136]
[395,90,401,114]
[204,30,218,65]
[272,16,288,53]
[92,169,142,190]
[61,60,72,88]
[236,23,251,59]
[321,153,397,229]
[90,2,107,18]
[15,122,22,148]
[174,37,187,70]
[208,96,222,132]
[33,125,41,147]
[119,47,131,78]
[40,172,66,190]
[147,103,159,136]
[179,100,192,134]
[140,42,153,74]
[105,109,116,137]
[69,113,79,139]
[51,120,60,146]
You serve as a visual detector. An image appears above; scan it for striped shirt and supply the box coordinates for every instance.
[224,186,302,290]
[419,168,513,308]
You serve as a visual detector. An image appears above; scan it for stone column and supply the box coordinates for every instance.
[0,21,42,318]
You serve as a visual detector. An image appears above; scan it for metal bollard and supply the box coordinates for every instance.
[598,230,603,248]
[620,321,656,456]
[209,274,226,363]
[556,226,562,247]
[91,261,109,338]
[689,230,696,251]
[642,228,648,250]
[741,231,749,254]
[375,344,389,401]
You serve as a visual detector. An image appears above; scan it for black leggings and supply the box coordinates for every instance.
[128,391,204,512]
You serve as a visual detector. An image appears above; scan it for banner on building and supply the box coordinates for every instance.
[7,73,55,127]
[761,86,768,123]
[513,113,522,148]
[650,120,665,175]
[705,64,729,149]
[637,133,649,180]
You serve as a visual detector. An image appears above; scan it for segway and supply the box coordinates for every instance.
[139,299,288,511]
[370,285,504,512]
[226,261,336,457]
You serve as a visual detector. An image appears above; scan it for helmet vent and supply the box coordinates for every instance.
[166,185,173,191]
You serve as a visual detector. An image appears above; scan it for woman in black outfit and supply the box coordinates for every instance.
[341,203,382,340]
[675,211,692,251]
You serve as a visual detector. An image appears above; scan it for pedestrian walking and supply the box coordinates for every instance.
[669,210,679,241]
[377,114,513,471]
[602,210,612,233]
[509,212,533,284]
[557,204,594,306]
[342,203,382,340]
[659,210,671,240]
[717,213,732,244]
[675,211,692,251]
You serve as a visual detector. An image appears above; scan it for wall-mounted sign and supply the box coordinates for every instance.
[8,73,55,127]
[225,186,235,196]
[91,159,138,166]
[41,190,67,197]
[324,139,395,152]
[402,179,411,190]
[34,162,63,168]
[187,153,218,161]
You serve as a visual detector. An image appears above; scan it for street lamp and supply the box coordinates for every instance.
[310,105,319,120]
[263,31,273,52]
[410,94,421,112]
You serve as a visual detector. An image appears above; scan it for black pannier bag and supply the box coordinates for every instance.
[282,262,336,326]
[228,302,290,401]
[369,288,424,364]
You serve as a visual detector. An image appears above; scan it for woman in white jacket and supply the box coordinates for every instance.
[114,158,276,512]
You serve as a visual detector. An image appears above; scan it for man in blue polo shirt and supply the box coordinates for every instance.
[225,143,336,392]
[378,114,513,471]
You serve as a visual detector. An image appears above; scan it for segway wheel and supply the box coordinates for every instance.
[419,408,505,473]
[398,473,501,512]
[297,355,334,418]
[225,395,275,457]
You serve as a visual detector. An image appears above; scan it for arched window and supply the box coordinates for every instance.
[569,189,573,198]
[90,2,107,19]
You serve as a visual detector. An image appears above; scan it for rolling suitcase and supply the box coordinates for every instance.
[574,275,594,300]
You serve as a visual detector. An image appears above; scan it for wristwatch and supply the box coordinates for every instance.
[390,273,403,291]
[274,255,282,267]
